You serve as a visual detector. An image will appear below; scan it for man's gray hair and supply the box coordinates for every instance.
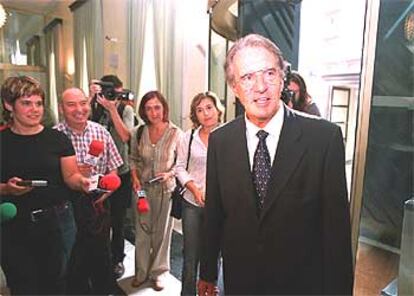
[224,34,286,86]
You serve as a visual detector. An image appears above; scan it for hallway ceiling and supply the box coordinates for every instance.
[1,0,63,15]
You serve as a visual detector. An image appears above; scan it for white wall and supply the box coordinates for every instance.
[298,0,366,118]
[48,0,211,129]
[99,0,210,130]
[299,0,367,186]
[179,0,210,130]
[102,0,128,84]
[45,0,74,89]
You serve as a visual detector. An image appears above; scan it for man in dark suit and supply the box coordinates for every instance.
[198,34,354,295]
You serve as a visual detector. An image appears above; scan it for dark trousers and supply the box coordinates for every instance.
[109,172,132,264]
[66,194,120,295]
[1,203,71,295]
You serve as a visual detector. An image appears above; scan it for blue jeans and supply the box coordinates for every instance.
[181,199,204,296]
[56,201,77,293]
[58,201,77,269]
[181,199,224,296]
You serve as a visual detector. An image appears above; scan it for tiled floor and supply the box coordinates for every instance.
[117,219,183,295]
[0,220,403,295]
[0,221,183,296]
[117,239,181,295]
[120,231,402,296]
[353,241,399,296]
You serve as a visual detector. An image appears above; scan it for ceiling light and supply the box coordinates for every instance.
[0,4,7,28]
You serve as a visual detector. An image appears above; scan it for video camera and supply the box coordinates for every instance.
[91,80,134,125]
[281,63,295,105]
[93,81,134,101]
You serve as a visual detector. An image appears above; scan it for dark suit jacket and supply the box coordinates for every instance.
[200,107,354,295]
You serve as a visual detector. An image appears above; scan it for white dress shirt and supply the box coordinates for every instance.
[174,127,208,207]
[245,106,284,170]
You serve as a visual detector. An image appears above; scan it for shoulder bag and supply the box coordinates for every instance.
[170,129,194,219]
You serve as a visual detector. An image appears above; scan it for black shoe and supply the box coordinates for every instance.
[113,262,125,279]
[109,282,127,296]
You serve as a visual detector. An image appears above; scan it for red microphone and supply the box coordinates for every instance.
[99,174,121,191]
[84,140,104,166]
[88,174,121,192]
[136,190,150,213]
[89,140,104,156]
[0,123,10,132]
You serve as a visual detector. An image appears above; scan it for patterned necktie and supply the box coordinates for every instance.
[252,130,271,209]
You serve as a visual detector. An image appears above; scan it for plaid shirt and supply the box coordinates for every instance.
[55,120,123,175]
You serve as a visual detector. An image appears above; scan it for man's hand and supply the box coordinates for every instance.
[89,79,101,98]
[198,279,219,296]
[97,95,118,113]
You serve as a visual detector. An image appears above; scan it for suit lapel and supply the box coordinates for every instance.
[233,117,259,215]
[260,107,307,222]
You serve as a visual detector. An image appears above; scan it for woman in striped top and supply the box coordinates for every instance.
[130,90,182,291]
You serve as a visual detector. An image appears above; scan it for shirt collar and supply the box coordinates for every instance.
[62,120,90,136]
[245,105,284,138]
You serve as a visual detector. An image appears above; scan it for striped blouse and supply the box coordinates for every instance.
[130,122,182,192]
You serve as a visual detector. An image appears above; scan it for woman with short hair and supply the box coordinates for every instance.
[0,76,88,294]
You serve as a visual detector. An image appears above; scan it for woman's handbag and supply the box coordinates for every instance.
[170,129,194,219]
[170,180,185,219]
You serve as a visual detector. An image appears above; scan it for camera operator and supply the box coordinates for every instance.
[89,75,135,279]
[287,71,321,116]
[281,63,295,108]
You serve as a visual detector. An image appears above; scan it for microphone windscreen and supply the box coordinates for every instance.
[89,140,104,157]
[0,202,17,222]
[99,174,121,191]
[0,124,10,132]
[137,198,150,213]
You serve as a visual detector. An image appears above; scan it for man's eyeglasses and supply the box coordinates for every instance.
[236,68,281,90]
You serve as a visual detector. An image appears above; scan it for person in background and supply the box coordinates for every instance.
[0,76,89,295]
[89,75,135,279]
[198,34,353,295]
[55,87,124,295]
[287,71,321,116]
[174,91,223,296]
[0,266,8,295]
[130,90,182,291]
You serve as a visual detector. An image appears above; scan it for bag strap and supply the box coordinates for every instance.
[136,125,145,145]
[185,129,195,170]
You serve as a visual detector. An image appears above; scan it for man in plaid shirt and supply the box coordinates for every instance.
[55,87,124,295]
